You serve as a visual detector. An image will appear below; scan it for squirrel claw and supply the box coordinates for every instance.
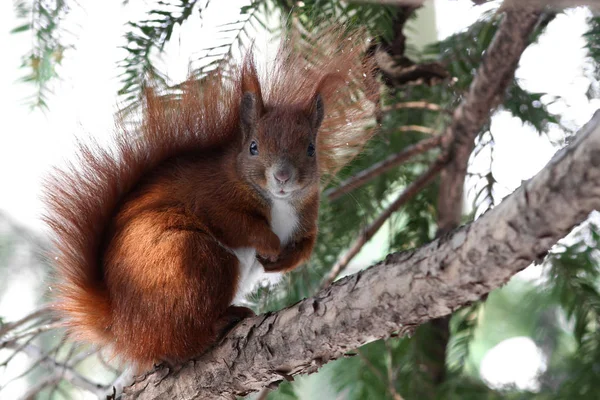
[257,253,278,263]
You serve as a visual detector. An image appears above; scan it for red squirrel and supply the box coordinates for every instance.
[43,29,376,370]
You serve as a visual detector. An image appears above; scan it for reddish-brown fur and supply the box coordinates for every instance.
[43,28,376,370]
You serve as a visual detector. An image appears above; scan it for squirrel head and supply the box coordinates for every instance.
[237,78,324,202]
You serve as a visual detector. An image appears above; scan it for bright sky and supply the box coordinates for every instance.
[0,0,598,396]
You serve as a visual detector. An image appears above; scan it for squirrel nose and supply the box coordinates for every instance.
[274,168,291,184]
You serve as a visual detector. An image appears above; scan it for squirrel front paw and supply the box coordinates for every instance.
[257,253,278,263]
[254,232,281,259]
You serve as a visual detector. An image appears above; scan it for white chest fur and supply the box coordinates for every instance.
[270,198,299,243]
[232,198,299,304]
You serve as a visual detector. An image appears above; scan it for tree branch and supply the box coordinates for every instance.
[325,135,443,201]
[123,110,600,399]
[437,8,542,232]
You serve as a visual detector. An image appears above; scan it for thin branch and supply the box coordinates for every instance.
[1,322,62,345]
[0,305,53,338]
[0,332,40,369]
[355,347,403,399]
[98,348,122,375]
[384,341,404,400]
[123,110,600,400]
[3,342,64,387]
[2,341,108,397]
[68,347,99,367]
[325,135,443,201]
[356,348,387,384]
[397,125,438,135]
[321,156,447,289]
[383,101,446,113]
[17,375,62,400]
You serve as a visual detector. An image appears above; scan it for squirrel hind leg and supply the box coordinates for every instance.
[179,306,255,363]
[214,305,256,336]
[106,227,243,370]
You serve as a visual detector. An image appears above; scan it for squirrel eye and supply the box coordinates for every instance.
[307,143,315,157]
[249,141,259,156]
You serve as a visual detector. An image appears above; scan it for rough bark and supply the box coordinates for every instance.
[437,9,541,232]
[123,111,600,400]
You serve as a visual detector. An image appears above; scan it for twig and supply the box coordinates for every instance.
[397,125,438,135]
[1,331,39,368]
[325,135,443,201]
[1,322,62,346]
[384,341,404,400]
[321,155,447,289]
[0,305,54,338]
[2,341,108,397]
[3,342,64,388]
[357,345,405,399]
[355,348,405,400]
[17,375,62,400]
[98,348,122,375]
[383,101,443,113]
[356,348,387,383]
[68,347,100,367]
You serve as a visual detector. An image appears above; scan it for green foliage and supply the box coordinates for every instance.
[584,16,600,99]
[447,302,482,376]
[12,0,71,109]
[585,16,600,69]
[289,0,396,40]
[426,10,560,137]
[424,9,499,91]
[540,223,600,398]
[503,81,559,134]
[118,0,277,112]
[118,0,202,105]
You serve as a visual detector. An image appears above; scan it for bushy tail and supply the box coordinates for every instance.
[44,142,123,344]
[43,69,243,346]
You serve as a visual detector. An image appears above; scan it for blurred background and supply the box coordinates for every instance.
[1,0,600,399]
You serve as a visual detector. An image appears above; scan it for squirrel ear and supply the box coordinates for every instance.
[240,92,264,137]
[307,93,324,132]
[240,56,265,138]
